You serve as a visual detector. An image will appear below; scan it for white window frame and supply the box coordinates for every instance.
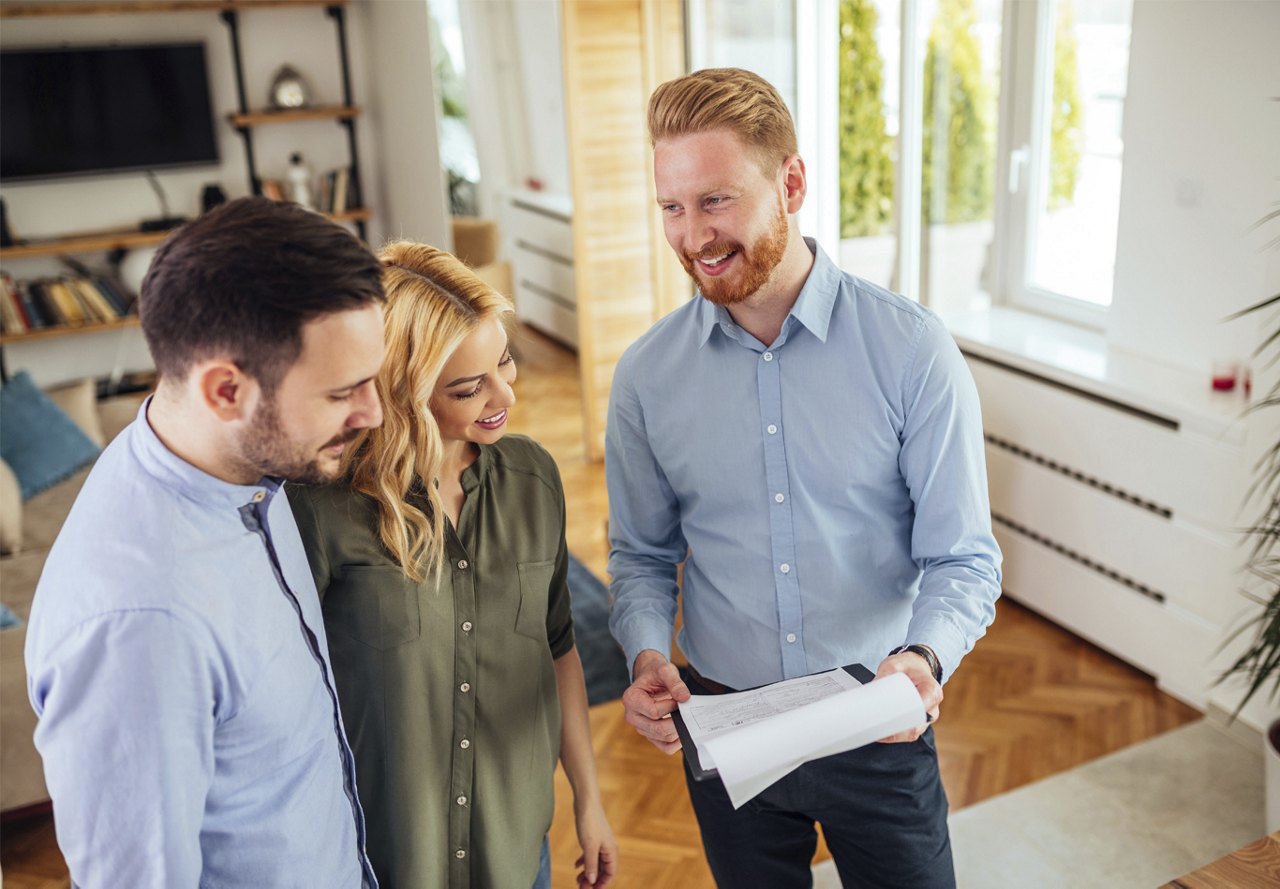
[997,0,1111,329]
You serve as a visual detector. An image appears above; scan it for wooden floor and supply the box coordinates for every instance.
[0,324,1201,888]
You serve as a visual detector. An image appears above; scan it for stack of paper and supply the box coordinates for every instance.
[677,669,925,808]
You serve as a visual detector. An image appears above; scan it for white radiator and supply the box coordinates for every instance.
[500,188,577,348]
[965,352,1245,707]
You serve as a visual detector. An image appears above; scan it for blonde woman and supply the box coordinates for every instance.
[290,242,618,889]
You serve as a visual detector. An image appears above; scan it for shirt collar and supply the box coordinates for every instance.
[460,442,493,495]
[695,237,840,348]
[130,396,280,511]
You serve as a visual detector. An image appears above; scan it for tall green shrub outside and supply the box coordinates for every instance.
[838,0,895,239]
[922,0,991,226]
[1049,0,1083,210]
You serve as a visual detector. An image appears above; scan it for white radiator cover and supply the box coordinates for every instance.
[963,351,1253,714]
[500,188,577,348]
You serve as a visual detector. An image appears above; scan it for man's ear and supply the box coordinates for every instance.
[192,359,259,423]
[781,154,807,214]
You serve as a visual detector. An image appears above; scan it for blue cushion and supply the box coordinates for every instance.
[0,371,100,500]
[0,603,20,629]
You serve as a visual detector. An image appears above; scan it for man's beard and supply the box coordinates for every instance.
[232,396,358,485]
[680,202,789,306]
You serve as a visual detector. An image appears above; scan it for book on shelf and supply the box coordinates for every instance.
[16,278,54,329]
[331,167,350,215]
[0,273,136,334]
[68,277,119,323]
[1,272,28,335]
[26,280,62,329]
[43,279,87,324]
[57,257,137,316]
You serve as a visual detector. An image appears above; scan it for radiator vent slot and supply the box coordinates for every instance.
[985,434,1173,520]
[992,513,1167,604]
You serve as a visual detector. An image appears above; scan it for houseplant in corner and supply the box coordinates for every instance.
[1218,203,1280,832]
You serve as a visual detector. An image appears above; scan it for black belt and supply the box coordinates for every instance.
[683,663,737,696]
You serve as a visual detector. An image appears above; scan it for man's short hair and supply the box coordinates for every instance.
[647,67,798,174]
[140,196,384,393]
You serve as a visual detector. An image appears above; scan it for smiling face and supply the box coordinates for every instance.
[655,128,793,306]
[428,315,517,454]
[234,303,385,484]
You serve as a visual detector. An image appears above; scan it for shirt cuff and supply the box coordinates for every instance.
[906,616,972,684]
[617,621,674,678]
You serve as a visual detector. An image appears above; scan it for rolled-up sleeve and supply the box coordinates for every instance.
[897,315,1003,680]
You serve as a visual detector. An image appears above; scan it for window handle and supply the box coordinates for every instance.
[1009,145,1030,194]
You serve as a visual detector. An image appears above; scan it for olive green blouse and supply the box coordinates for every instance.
[289,435,575,889]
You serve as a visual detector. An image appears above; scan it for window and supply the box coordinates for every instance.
[694,0,1134,327]
[1011,0,1133,320]
[428,0,481,216]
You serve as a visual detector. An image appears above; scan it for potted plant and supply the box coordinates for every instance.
[1218,203,1280,831]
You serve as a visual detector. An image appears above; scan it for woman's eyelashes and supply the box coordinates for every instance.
[450,354,514,401]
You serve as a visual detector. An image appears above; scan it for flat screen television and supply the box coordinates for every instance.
[0,43,220,182]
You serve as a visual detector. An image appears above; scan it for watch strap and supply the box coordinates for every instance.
[889,643,943,684]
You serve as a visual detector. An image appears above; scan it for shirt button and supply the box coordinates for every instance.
[774,493,785,503]
[459,682,471,693]
[767,424,778,434]
[780,563,791,574]
[786,633,797,643]
[457,795,468,806]
[455,849,466,860]
[458,559,469,570]
[461,621,473,632]
[459,738,471,749]
[251,490,265,503]
[763,351,774,362]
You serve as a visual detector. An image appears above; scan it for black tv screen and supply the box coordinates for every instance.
[0,43,219,181]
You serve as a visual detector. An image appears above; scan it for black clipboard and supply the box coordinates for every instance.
[674,663,876,781]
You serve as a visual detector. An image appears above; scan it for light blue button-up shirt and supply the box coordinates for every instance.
[607,240,1001,690]
[26,400,376,888]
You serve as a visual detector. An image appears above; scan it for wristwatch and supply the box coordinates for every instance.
[889,643,943,684]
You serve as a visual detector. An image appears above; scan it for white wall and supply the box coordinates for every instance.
[1110,0,1280,374]
[357,0,450,249]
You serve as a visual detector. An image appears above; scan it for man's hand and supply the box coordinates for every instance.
[874,650,942,743]
[621,650,691,753]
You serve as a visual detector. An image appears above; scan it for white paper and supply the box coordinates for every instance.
[678,670,926,809]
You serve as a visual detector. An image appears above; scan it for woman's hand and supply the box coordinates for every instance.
[573,799,618,888]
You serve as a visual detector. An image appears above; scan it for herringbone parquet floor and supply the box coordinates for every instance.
[0,325,1201,889]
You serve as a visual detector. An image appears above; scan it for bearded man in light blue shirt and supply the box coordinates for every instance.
[607,69,1002,888]
[25,197,386,888]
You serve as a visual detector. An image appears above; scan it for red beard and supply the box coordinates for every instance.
[679,203,789,306]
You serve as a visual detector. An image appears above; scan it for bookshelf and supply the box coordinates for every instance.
[0,317,140,346]
[0,228,176,261]
[0,0,373,348]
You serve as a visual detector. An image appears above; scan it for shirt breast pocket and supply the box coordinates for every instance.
[324,565,422,650]
[515,559,555,642]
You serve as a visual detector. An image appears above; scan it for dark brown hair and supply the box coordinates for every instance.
[139,196,384,391]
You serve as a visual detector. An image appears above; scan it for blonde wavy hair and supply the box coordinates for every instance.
[347,240,514,582]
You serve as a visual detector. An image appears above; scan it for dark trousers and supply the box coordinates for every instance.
[681,669,955,889]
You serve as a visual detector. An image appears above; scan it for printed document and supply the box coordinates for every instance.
[677,669,925,808]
